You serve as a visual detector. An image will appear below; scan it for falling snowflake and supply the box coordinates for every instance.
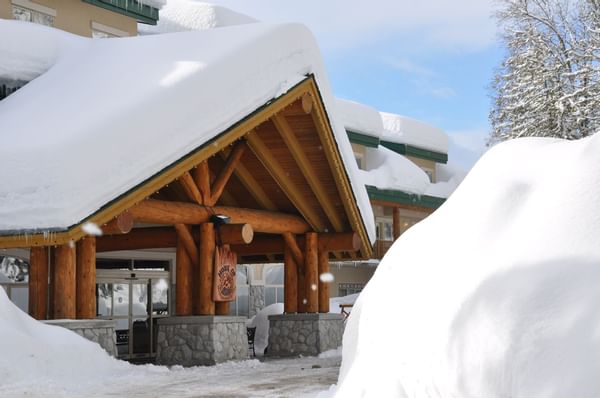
[82,222,103,236]
[310,284,317,291]
[319,272,334,283]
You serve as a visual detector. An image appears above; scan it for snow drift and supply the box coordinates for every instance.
[335,133,600,397]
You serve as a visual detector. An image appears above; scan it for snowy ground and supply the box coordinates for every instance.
[1,354,340,398]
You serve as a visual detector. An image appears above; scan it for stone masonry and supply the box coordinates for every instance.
[267,313,345,357]
[248,285,265,318]
[44,319,117,357]
[156,316,247,366]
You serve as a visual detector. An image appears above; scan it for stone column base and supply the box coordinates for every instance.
[44,319,117,357]
[267,313,344,357]
[156,316,247,366]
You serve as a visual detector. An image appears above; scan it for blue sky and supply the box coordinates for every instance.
[211,0,502,170]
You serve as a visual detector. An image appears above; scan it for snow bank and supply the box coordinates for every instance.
[336,98,383,138]
[335,133,600,397]
[381,112,449,154]
[138,0,257,35]
[248,302,284,356]
[0,20,375,242]
[0,288,132,391]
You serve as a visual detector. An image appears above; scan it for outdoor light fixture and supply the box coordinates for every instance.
[210,214,231,225]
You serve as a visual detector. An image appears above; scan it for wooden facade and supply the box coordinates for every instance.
[1,77,372,320]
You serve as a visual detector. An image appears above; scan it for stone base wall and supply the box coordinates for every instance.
[156,316,247,366]
[248,285,265,318]
[44,319,117,357]
[267,313,345,357]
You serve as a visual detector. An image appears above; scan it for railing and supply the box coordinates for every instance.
[373,240,393,259]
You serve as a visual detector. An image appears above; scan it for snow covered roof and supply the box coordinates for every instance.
[138,0,257,34]
[380,111,449,154]
[335,98,384,138]
[0,20,375,251]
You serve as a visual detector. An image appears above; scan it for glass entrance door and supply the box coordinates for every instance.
[96,269,170,361]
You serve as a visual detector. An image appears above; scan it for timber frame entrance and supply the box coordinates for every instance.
[2,76,373,334]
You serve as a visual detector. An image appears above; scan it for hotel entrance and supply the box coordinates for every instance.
[96,258,170,362]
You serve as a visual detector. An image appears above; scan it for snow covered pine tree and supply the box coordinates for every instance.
[490,0,600,143]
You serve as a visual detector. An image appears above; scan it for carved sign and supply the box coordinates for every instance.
[213,245,237,302]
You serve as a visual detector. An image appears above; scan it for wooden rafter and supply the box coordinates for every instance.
[192,161,211,205]
[246,130,326,231]
[272,113,345,233]
[209,141,246,206]
[179,171,203,205]
[282,232,304,267]
[220,150,278,211]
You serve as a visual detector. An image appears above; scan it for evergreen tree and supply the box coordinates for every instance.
[490,0,600,143]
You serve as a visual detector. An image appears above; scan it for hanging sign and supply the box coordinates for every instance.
[213,245,237,302]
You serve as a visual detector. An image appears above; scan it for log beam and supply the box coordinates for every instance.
[179,171,204,205]
[304,232,319,313]
[210,141,246,206]
[224,153,278,211]
[176,238,193,316]
[193,161,211,205]
[197,223,215,315]
[97,228,359,255]
[29,247,48,320]
[282,232,304,267]
[101,212,133,235]
[54,244,76,319]
[76,237,96,319]
[284,244,298,314]
[174,223,198,263]
[129,199,310,234]
[219,224,254,245]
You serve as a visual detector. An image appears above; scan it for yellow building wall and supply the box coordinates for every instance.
[330,266,376,298]
[1,0,137,37]
[406,155,437,182]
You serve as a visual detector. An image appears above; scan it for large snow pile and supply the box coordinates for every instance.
[138,0,257,35]
[0,288,134,391]
[334,133,600,397]
[0,20,375,242]
[381,112,449,154]
[336,98,384,138]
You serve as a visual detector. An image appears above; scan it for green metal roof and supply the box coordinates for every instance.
[83,0,159,25]
[366,185,445,210]
[380,140,448,164]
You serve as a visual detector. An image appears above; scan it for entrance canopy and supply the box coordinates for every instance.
[0,20,374,259]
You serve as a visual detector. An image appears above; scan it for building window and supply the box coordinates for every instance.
[375,218,393,241]
[264,264,284,306]
[229,265,249,317]
[338,283,364,297]
[12,1,56,27]
[91,21,129,38]
[0,256,30,313]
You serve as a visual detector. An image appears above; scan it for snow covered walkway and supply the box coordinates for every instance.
[1,355,340,398]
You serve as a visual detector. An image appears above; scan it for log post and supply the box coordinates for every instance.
[393,207,401,240]
[284,244,298,313]
[318,248,330,313]
[29,247,48,320]
[76,237,96,319]
[197,223,215,315]
[48,247,55,319]
[176,238,193,316]
[304,232,319,313]
[193,161,211,205]
[215,301,230,315]
[53,244,76,319]
[297,266,306,313]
